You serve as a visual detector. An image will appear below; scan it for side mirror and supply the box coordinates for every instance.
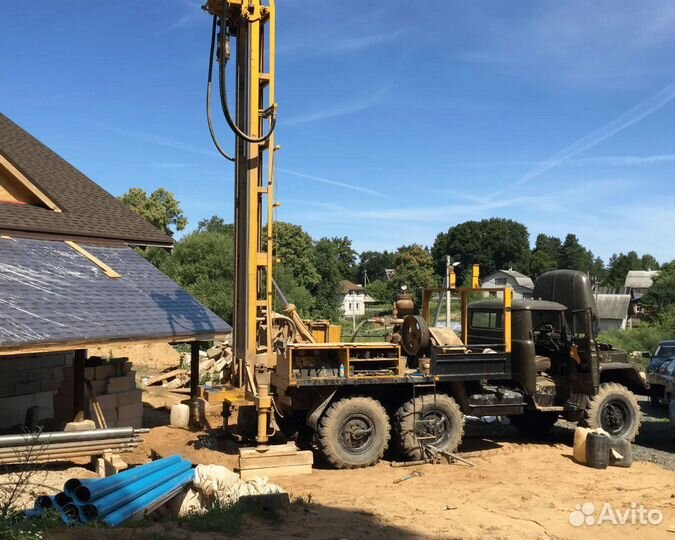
[642,351,651,359]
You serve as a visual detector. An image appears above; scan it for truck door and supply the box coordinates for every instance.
[569,308,600,394]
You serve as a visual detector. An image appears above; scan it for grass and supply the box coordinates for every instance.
[180,501,245,534]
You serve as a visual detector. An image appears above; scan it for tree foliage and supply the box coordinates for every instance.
[160,230,234,322]
[389,244,439,306]
[642,262,675,317]
[604,251,660,288]
[358,250,396,283]
[119,187,187,236]
[432,218,530,281]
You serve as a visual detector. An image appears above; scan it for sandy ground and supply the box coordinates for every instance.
[16,387,675,540]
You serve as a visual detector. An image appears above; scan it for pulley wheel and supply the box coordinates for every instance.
[401,315,430,356]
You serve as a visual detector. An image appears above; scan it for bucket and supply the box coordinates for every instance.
[572,426,591,464]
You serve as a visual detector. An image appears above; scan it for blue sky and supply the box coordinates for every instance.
[2,0,674,263]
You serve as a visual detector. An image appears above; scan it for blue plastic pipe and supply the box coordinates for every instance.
[69,455,182,503]
[79,460,192,522]
[103,468,194,527]
[59,502,80,524]
[53,492,72,510]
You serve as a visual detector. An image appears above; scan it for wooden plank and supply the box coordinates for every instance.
[144,368,187,386]
[0,153,62,212]
[239,463,312,480]
[0,333,230,357]
[239,451,313,469]
[239,442,300,459]
[64,240,121,278]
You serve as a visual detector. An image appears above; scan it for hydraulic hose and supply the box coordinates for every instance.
[218,1,277,144]
[207,16,234,161]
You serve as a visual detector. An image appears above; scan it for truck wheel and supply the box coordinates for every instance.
[317,396,390,469]
[582,383,641,441]
[395,394,464,461]
[508,410,558,436]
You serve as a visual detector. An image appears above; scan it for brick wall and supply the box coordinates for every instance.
[0,352,73,429]
[0,352,143,430]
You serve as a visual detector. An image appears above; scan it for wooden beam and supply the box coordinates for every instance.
[0,153,62,212]
[0,333,231,357]
[190,342,200,400]
[73,349,86,422]
[64,241,121,278]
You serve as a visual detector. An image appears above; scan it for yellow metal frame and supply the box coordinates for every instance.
[422,286,513,353]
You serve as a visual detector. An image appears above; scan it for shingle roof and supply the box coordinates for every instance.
[624,270,659,289]
[0,114,172,246]
[340,280,365,294]
[0,238,230,350]
[484,269,534,289]
[595,294,631,321]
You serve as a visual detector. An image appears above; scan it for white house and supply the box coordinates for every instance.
[481,269,534,299]
[340,280,375,317]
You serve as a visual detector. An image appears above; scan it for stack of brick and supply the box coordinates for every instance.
[55,357,143,429]
[89,359,143,429]
[0,352,73,429]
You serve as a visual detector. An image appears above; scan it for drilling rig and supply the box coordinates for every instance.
[201,0,644,475]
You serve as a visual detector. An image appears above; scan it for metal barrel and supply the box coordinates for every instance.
[103,468,194,527]
[80,460,191,520]
[69,455,181,502]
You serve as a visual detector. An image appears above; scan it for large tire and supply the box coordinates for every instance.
[508,410,559,436]
[582,382,641,441]
[395,394,464,461]
[317,396,390,469]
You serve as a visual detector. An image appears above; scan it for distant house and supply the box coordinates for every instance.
[595,294,632,331]
[481,269,534,299]
[624,270,659,296]
[340,280,375,317]
[0,113,229,430]
[624,270,660,316]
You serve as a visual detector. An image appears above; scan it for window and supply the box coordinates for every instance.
[655,344,675,358]
[495,277,507,285]
[471,311,503,329]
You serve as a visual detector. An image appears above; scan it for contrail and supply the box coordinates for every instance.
[277,167,397,200]
[506,83,675,191]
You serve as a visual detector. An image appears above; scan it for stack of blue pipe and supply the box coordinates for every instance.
[29,455,193,527]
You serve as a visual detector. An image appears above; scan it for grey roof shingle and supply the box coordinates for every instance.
[624,270,659,289]
[0,114,172,246]
[596,294,631,321]
[484,269,534,289]
[0,238,230,350]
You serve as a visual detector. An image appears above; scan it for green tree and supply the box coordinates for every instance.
[160,230,234,322]
[320,237,357,281]
[119,187,187,236]
[527,234,562,277]
[642,262,675,318]
[366,279,393,303]
[390,244,439,307]
[358,250,396,283]
[312,238,344,321]
[558,234,594,273]
[271,222,320,291]
[604,251,646,288]
[432,218,530,281]
[197,216,233,235]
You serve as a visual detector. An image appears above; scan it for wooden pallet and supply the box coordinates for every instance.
[238,442,313,480]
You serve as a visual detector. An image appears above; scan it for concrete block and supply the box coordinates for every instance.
[94,393,118,409]
[27,369,43,382]
[117,415,143,429]
[96,365,117,380]
[0,384,15,398]
[64,419,97,432]
[84,367,96,380]
[0,358,24,372]
[117,402,143,420]
[117,389,142,407]
[89,379,106,395]
[106,375,136,394]
[40,379,61,392]
[15,381,41,395]
[3,371,28,385]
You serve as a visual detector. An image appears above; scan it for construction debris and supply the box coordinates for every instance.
[142,339,233,392]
